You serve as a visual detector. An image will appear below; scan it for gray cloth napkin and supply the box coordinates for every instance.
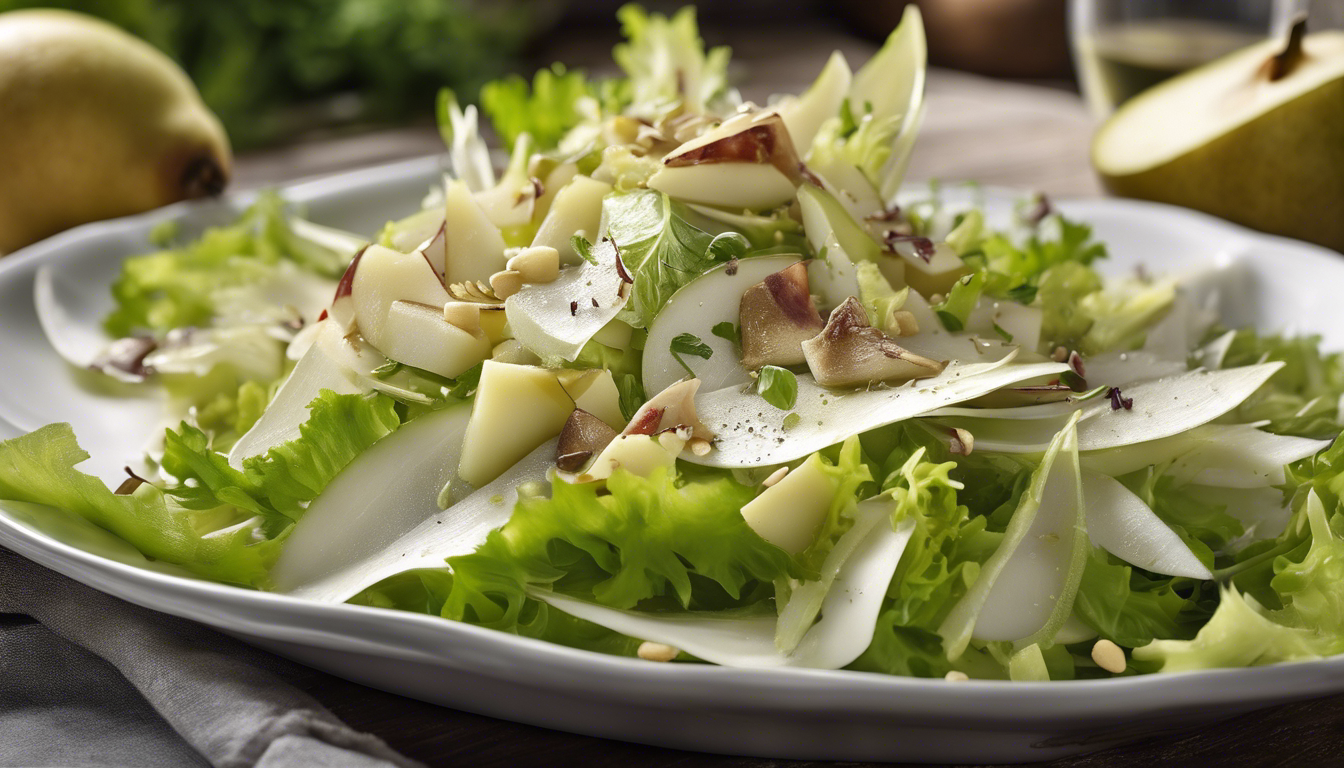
[0,548,424,768]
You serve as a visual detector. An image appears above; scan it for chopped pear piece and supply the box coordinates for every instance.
[739,262,825,368]
[568,432,687,484]
[379,301,491,379]
[649,111,802,209]
[532,176,612,265]
[740,453,837,553]
[885,237,969,298]
[444,179,508,283]
[802,297,944,388]
[557,409,619,472]
[349,244,450,346]
[560,368,626,430]
[457,361,577,487]
[386,208,446,255]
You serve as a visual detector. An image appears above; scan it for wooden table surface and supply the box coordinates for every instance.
[232,24,1342,767]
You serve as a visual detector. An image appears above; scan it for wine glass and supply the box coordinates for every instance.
[1069,0,1316,117]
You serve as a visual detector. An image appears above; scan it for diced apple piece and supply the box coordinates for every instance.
[802,297,944,387]
[350,244,450,346]
[458,361,577,487]
[887,237,969,298]
[445,179,508,283]
[649,163,798,211]
[378,301,491,379]
[532,176,612,266]
[740,454,838,553]
[739,262,825,368]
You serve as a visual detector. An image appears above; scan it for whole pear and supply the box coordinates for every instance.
[0,10,231,254]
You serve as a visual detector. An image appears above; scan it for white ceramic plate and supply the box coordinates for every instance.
[3,156,1344,764]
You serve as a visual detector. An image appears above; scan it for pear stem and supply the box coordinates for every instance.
[1269,15,1308,81]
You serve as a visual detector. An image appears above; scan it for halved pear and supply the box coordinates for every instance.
[1094,26,1344,252]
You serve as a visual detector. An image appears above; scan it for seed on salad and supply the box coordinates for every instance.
[1051,346,1069,362]
[489,269,524,300]
[638,642,679,662]
[442,302,482,333]
[1092,639,1127,674]
[944,671,970,682]
[949,428,974,456]
[506,245,560,284]
[688,437,713,456]
[762,466,789,487]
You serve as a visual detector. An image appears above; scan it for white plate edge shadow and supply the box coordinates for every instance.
[3,156,1344,762]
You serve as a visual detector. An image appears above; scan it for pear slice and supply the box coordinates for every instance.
[648,111,801,210]
[1093,24,1344,252]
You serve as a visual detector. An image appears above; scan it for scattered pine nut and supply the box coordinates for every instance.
[949,428,974,456]
[442,302,482,334]
[944,670,970,682]
[1051,346,1069,362]
[1091,639,1127,674]
[762,466,789,487]
[488,270,524,300]
[688,437,713,456]
[638,642,679,662]
[506,246,561,284]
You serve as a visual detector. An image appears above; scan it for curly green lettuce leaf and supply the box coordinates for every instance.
[0,424,283,586]
[1219,329,1344,438]
[1076,278,1176,355]
[104,192,350,337]
[603,189,717,327]
[479,63,596,150]
[1136,491,1344,672]
[428,467,801,634]
[161,390,401,534]
[613,4,732,119]
[1072,547,1210,649]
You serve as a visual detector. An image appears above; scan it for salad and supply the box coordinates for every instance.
[5,4,1344,682]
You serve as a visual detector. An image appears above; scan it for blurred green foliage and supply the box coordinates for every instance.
[0,0,554,148]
